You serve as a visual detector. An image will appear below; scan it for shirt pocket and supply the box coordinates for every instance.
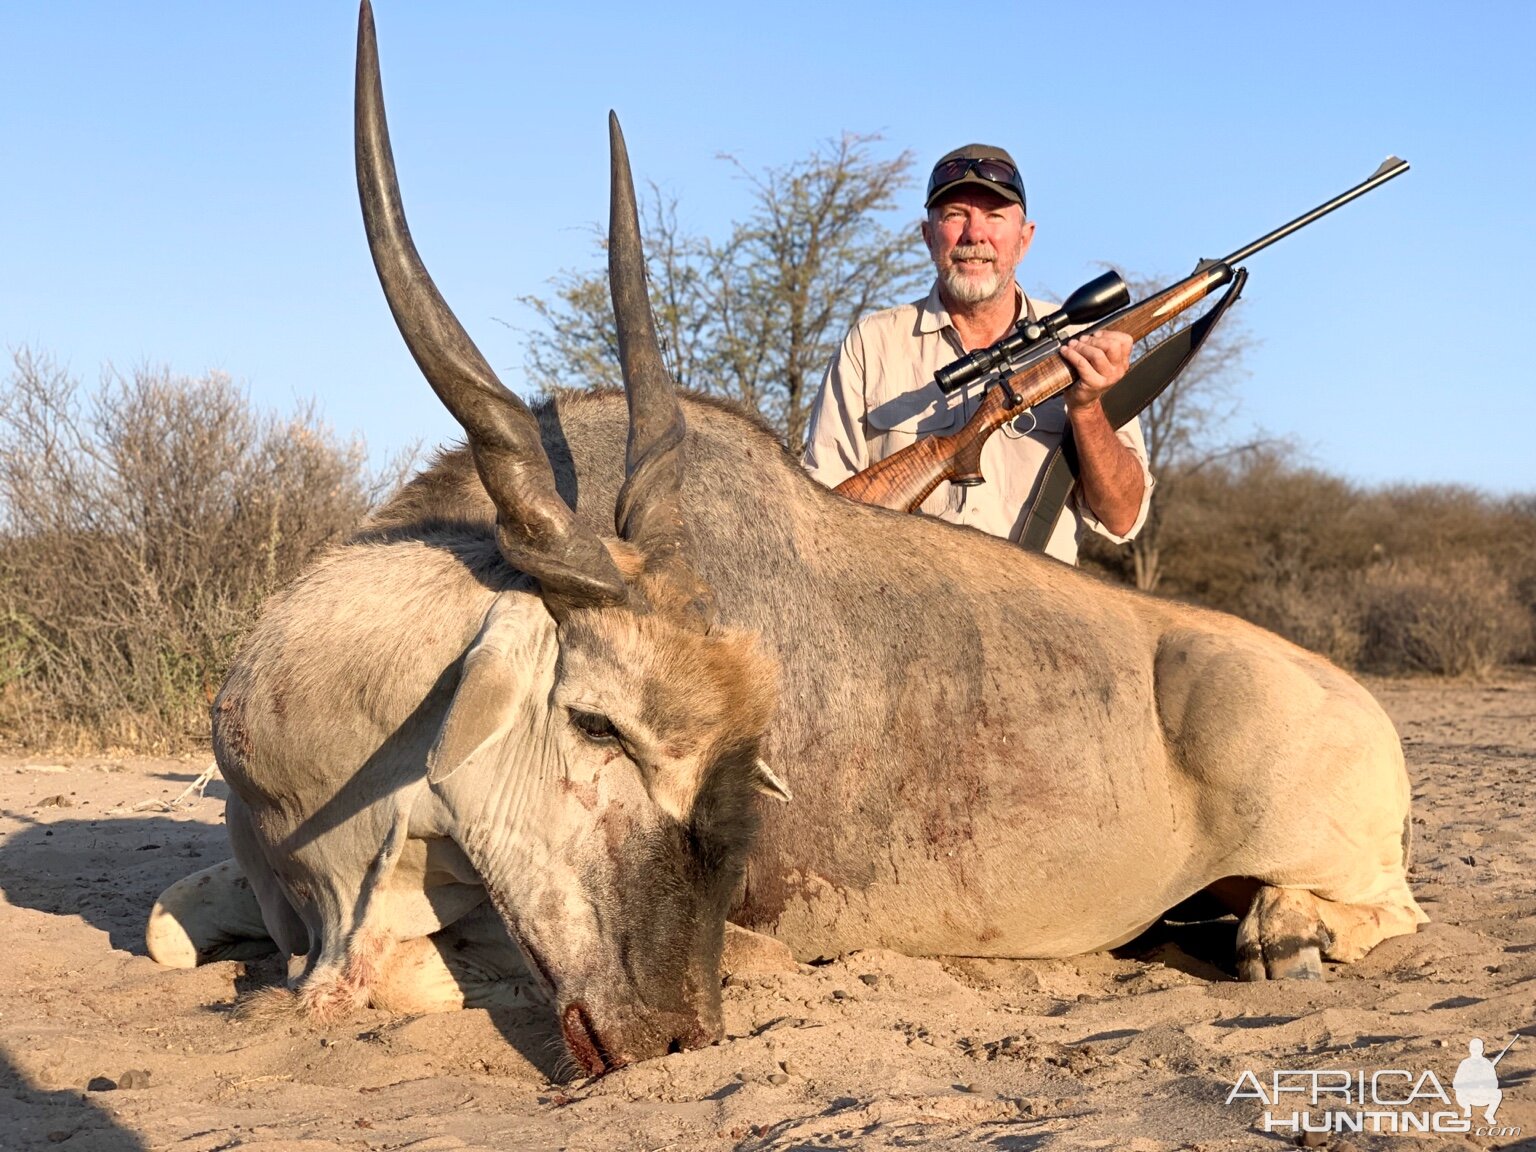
[864,373,958,453]
[864,370,962,518]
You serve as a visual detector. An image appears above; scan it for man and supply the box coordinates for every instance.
[802,144,1153,564]
[1453,1037,1506,1125]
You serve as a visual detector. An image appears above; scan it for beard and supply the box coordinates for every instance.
[937,244,1015,306]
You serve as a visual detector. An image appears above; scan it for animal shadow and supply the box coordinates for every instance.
[1115,914,1240,980]
[0,800,226,954]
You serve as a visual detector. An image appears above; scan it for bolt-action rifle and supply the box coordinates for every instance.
[833,157,1411,520]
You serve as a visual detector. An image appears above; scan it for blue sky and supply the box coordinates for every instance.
[3,2,1533,491]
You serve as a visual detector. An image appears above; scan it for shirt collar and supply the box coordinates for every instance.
[917,281,1025,335]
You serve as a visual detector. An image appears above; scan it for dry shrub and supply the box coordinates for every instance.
[1236,571,1365,669]
[1098,447,1536,675]
[0,348,407,750]
[1119,452,1367,612]
[1358,558,1531,678]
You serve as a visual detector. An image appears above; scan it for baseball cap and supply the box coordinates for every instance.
[925,145,1026,213]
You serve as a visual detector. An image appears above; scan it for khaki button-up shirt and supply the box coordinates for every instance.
[802,283,1154,564]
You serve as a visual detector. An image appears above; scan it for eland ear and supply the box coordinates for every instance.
[752,758,793,804]
[427,596,554,785]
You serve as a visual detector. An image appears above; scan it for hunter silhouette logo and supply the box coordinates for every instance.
[1454,1036,1515,1124]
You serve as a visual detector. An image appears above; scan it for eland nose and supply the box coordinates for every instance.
[560,1001,620,1077]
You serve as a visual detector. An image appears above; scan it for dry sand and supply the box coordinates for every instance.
[1,673,1532,1151]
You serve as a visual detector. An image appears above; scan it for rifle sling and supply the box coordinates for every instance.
[1016,268,1249,555]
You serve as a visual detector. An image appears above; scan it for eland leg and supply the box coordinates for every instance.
[233,797,487,1023]
[1312,882,1427,963]
[224,789,395,1022]
[1236,881,1426,982]
[1228,884,1419,983]
[278,814,417,1022]
[371,903,542,1014]
[146,858,279,968]
[1235,886,1329,981]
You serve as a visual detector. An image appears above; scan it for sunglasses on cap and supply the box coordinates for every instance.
[926,157,1026,208]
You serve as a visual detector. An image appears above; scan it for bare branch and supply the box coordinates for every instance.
[519,134,929,446]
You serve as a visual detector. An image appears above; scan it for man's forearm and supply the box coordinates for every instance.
[1067,400,1144,536]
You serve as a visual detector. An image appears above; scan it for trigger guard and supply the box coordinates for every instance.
[1002,410,1037,439]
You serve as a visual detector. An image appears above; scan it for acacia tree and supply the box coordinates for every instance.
[519,134,930,448]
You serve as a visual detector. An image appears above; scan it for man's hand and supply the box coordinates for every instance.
[1058,330,1144,535]
[1060,331,1133,411]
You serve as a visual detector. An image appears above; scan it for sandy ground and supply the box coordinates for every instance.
[1,673,1532,1152]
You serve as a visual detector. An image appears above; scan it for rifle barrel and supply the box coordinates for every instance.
[1491,1035,1517,1066]
[1220,156,1409,267]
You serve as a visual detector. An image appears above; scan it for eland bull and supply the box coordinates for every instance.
[146,2,1425,1077]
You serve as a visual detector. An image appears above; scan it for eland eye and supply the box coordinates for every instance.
[570,709,620,744]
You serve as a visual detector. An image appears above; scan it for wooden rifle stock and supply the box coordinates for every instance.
[834,156,1410,513]
[833,271,1232,510]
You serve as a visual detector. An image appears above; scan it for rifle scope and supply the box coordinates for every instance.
[935,270,1130,394]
